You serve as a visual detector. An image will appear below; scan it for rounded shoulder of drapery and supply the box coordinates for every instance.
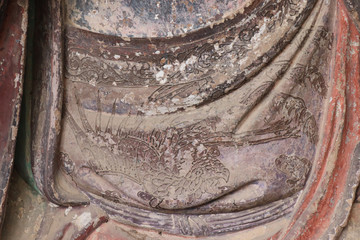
[65,0,262,38]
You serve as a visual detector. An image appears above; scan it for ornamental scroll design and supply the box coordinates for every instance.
[65,0,308,94]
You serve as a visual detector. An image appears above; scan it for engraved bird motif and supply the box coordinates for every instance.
[64,97,230,209]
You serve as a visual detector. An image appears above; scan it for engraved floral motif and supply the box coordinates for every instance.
[291,27,333,97]
[267,93,319,144]
[275,154,311,190]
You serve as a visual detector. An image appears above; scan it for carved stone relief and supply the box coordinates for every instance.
[1,0,360,239]
[57,0,331,236]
